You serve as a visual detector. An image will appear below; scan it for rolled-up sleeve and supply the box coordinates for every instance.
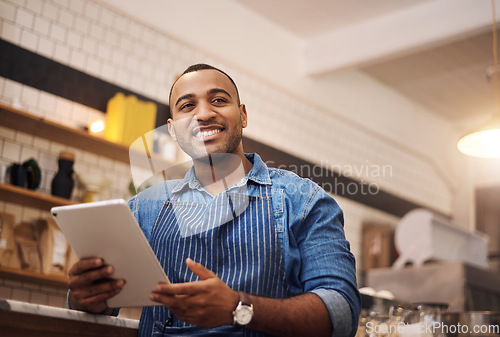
[284,182,361,337]
[311,288,354,337]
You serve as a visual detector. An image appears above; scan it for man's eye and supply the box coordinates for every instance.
[180,103,195,111]
[212,98,227,104]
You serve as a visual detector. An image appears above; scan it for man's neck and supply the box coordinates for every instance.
[192,152,253,196]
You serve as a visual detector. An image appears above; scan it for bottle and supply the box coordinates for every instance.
[51,151,75,199]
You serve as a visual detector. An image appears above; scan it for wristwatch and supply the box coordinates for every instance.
[233,292,253,326]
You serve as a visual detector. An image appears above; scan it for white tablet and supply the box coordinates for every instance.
[51,198,169,308]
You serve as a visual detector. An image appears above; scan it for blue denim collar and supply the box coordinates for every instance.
[171,153,271,194]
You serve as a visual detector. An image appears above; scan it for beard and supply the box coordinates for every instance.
[172,117,244,161]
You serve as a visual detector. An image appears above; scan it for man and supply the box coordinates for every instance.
[67,64,361,337]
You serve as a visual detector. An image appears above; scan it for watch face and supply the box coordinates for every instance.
[235,306,253,325]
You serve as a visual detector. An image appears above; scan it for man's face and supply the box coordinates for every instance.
[168,69,247,159]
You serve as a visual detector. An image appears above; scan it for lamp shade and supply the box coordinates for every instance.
[457,115,500,158]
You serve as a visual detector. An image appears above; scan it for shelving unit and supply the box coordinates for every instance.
[0,103,187,288]
[0,266,67,287]
[0,103,130,163]
[0,103,131,287]
[0,183,76,211]
[0,102,185,173]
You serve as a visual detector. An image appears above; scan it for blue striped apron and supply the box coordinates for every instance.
[138,184,290,337]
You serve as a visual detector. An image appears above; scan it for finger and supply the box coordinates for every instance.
[79,287,122,310]
[185,258,216,280]
[153,282,198,296]
[68,257,103,277]
[68,265,115,289]
[72,279,125,299]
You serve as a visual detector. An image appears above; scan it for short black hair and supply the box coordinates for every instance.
[168,63,241,108]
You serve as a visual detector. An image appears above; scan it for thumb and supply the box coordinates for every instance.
[186,258,217,280]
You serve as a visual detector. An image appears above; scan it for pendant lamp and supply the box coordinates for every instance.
[457,0,500,158]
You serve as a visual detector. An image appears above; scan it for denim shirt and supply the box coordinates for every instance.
[129,153,361,337]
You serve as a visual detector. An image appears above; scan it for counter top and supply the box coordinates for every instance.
[0,299,139,337]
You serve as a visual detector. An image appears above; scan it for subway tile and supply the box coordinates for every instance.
[20,144,39,162]
[112,49,126,67]
[1,20,22,44]
[33,15,51,36]
[25,0,43,14]
[5,0,26,8]
[67,0,85,15]
[71,103,90,128]
[33,137,51,152]
[100,7,115,28]
[119,34,134,54]
[53,43,71,64]
[51,0,69,9]
[40,284,61,293]
[0,285,13,299]
[89,22,104,40]
[74,15,90,35]
[21,84,40,108]
[59,8,75,28]
[113,13,127,32]
[29,291,48,305]
[0,1,17,22]
[47,294,66,308]
[0,77,5,98]
[49,141,67,156]
[50,22,66,42]
[104,27,119,48]
[0,126,16,141]
[2,140,21,161]
[81,36,97,56]
[97,42,112,62]
[69,49,87,71]
[84,56,102,77]
[37,35,55,58]
[100,62,115,83]
[125,54,140,72]
[126,20,142,40]
[15,130,33,146]
[38,91,57,114]
[66,30,82,49]
[115,68,129,88]
[38,151,57,172]
[15,7,34,29]
[82,151,98,166]
[11,287,30,302]
[21,280,41,291]
[42,1,59,21]
[84,1,100,22]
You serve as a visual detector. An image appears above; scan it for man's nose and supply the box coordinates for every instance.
[195,102,216,121]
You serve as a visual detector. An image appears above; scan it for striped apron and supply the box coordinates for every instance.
[138,184,290,337]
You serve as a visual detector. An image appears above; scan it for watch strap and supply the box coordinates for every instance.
[238,292,251,306]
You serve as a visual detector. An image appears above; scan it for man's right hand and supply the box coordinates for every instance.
[67,257,125,314]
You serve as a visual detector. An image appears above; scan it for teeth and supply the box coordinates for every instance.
[196,129,221,139]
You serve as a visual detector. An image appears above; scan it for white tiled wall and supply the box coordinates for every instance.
[0,0,455,305]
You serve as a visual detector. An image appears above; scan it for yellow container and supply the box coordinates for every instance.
[104,93,157,147]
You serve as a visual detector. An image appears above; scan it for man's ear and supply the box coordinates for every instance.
[240,104,248,128]
[167,118,177,141]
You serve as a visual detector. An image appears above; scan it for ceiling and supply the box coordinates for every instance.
[234,0,500,124]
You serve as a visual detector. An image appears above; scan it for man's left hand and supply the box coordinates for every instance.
[149,258,239,327]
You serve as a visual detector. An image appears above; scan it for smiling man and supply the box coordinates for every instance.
[67,64,361,337]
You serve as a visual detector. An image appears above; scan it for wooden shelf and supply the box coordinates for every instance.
[0,102,184,174]
[0,103,130,163]
[0,183,76,211]
[0,266,68,288]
